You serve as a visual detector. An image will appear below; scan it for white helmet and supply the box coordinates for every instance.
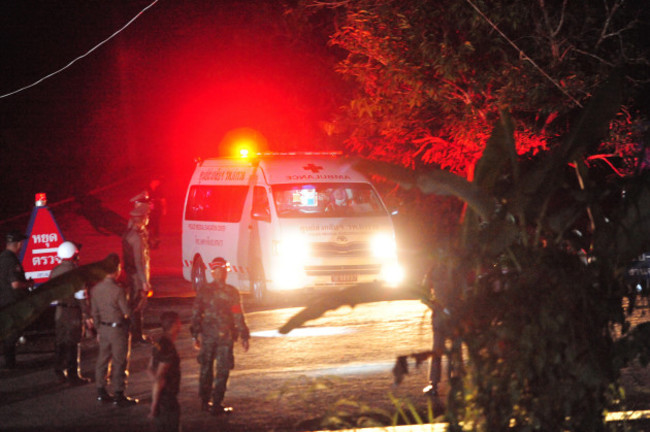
[57,241,79,260]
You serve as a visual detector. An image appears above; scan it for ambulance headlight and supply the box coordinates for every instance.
[273,235,309,263]
[272,235,309,290]
[371,233,397,258]
[381,263,405,288]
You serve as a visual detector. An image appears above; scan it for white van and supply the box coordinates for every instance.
[181,152,403,302]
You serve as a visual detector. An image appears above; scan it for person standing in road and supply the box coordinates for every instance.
[421,255,458,400]
[421,263,445,398]
[122,204,151,345]
[148,311,182,432]
[190,257,250,415]
[146,179,167,249]
[50,241,93,385]
[130,179,167,249]
[91,254,138,407]
[0,230,34,369]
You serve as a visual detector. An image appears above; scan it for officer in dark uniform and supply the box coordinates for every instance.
[122,204,151,344]
[190,257,250,415]
[0,230,34,369]
[91,255,138,406]
[50,241,92,385]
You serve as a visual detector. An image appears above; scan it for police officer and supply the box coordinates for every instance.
[0,230,34,369]
[122,204,151,344]
[50,241,92,385]
[91,254,138,406]
[190,257,250,415]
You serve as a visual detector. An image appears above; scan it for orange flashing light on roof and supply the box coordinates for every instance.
[221,127,267,158]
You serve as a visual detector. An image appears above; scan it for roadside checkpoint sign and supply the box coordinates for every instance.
[18,193,65,285]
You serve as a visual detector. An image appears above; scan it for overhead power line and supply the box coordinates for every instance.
[0,0,159,100]
[464,0,583,108]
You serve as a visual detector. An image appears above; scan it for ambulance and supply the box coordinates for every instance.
[181,152,403,303]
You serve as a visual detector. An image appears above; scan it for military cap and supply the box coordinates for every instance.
[5,230,27,243]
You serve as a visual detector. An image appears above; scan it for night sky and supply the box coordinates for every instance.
[0,0,343,219]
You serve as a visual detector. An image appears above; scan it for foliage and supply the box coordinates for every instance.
[294,0,650,249]
[280,73,650,430]
[281,1,650,429]
[316,0,648,166]
[267,374,395,429]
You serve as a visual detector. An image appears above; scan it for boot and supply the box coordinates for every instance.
[423,382,439,397]
[201,400,213,412]
[96,387,114,404]
[209,404,233,416]
[113,391,138,407]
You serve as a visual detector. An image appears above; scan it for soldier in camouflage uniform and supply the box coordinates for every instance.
[50,241,92,385]
[190,257,250,416]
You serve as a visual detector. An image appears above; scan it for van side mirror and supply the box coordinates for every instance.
[252,186,271,222]
[252,210,271,222]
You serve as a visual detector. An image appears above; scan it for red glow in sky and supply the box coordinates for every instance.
[169,76,314,160]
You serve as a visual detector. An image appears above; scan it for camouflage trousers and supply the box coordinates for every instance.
[197,339,234,404]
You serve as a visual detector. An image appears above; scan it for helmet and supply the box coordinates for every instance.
[57,241,79,260]
[209,257,231,271]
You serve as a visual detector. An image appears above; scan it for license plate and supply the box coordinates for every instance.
[332,274,357,283]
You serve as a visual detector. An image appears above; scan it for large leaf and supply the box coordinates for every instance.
[351,158,495,220]
[0,253,121,342]
[473,110,517,194]
[279,282,427,334]
[519,71,624,209]
[563,70,624,162]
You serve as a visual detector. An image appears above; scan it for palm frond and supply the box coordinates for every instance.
[0,253,120,341]
[279,282,426,334]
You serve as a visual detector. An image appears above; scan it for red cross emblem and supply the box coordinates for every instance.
[303,163,323,173]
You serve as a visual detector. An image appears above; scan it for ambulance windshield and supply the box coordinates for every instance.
[272,183,387,218]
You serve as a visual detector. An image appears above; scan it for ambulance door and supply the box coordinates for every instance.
[234,174,257,293]
[248,183,273,302]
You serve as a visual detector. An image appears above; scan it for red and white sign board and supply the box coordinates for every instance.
[19,205,65,285]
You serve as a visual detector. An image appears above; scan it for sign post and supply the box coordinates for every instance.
[18,193,65,285]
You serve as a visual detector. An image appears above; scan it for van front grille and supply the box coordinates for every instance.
[310,241,370,257]
[303,264,381,276]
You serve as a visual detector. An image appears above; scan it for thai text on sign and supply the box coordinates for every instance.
[19,206,65,285]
